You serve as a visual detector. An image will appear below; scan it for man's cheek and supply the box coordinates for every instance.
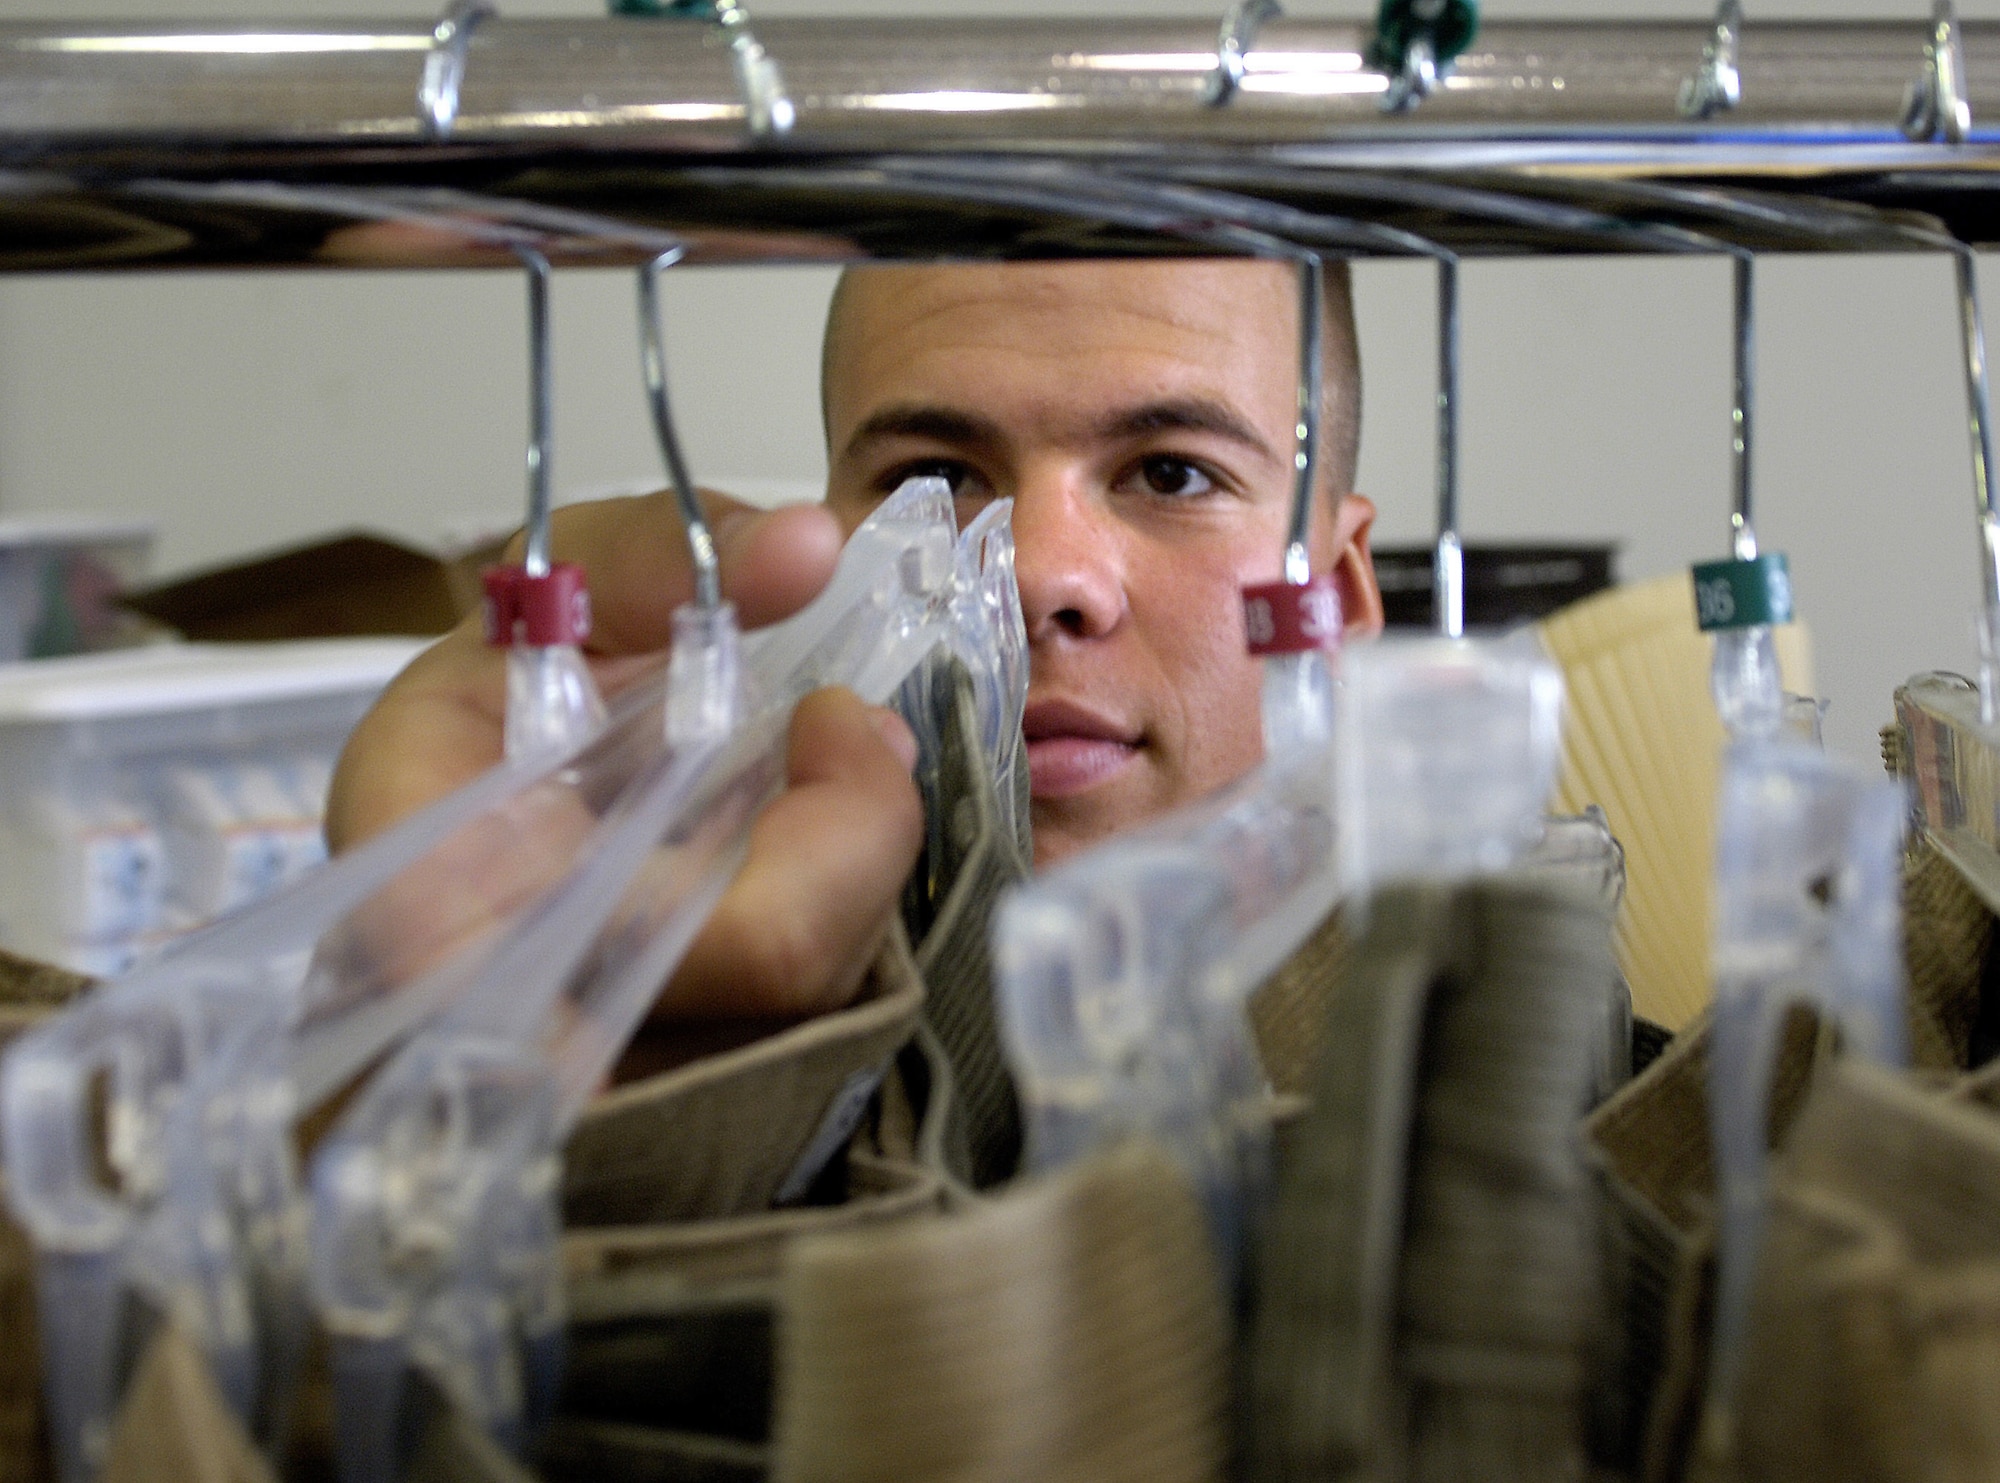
[1149,605,1270,792]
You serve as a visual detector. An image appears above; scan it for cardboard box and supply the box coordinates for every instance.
[123,529,508,642]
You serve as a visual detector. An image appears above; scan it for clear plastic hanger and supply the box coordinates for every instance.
[305,476,976,1479]
[73,236,739,1472]
[1326,241,1571,916]
[1,661,685,1483]
[894,498,1031,901]
[0,196,694,1483]
[1700,748,1906,1449]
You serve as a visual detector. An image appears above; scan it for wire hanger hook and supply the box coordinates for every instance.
[418,0,494,141]
[715,1,794,139]
[637,247,721,614]
[1903,0,1971,144]
[1282,254,1324,586]
[515,245,554,579]
[1205,0,1282,108]
[1679,0,1743,121]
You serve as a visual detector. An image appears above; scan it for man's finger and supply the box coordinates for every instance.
[660,688,923,1020]
[328,488,845,852]
[529,488,844,657]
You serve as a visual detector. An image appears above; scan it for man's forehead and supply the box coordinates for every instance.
[839,258,1292,347]
[820,259,1304,447]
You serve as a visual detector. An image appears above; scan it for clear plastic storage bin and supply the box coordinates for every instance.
[0,639,422,975]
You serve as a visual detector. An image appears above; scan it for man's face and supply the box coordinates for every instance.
[823,258,1380,865]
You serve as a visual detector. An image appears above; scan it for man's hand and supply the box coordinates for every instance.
[325,489,924,1025]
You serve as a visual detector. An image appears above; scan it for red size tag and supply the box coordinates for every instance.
[1242,576,1342,656]
[480,565,521,646]
[482,563,592,648]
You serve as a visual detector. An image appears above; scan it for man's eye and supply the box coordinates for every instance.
[882,458,976,496]
[1135,455,1217,499]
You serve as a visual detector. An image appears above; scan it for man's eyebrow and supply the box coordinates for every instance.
[840,404,1002,460]
[1097,398,1278,461]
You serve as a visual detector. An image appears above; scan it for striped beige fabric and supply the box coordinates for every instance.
[1247,906,1348,1100]
[1902,833,1995,1073]
[562,924,925,1226]
[1732,1060,2000,1483]
[544,1017,963,1483]
[0,951,92,1483]
[771,1139,1229,1483]
[1582,1003,1835,1482]
[100,1326,275,1483]
[903,655,1029,1191]
[1246,879,1618,1483]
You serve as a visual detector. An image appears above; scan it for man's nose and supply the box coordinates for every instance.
[1008,462,1127,644]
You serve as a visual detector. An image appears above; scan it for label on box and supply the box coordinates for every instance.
[72,824,165,942]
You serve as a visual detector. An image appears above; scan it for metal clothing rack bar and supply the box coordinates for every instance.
[2,16,2000,271]
[2,16,2000,151]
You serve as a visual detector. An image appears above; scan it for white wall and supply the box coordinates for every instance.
[0,0,1995,763]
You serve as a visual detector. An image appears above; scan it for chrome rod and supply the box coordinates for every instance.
[517,245,553,579]
[1435,257,1464,638]
[2,18,2000,155]
[1733,252,1758,562]
[0,21,1997,270]
[1286,253,1322,586]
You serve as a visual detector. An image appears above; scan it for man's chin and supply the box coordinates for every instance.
[1027,786,1159,870]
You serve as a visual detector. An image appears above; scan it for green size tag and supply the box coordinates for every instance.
[1367,0,1480,77]
[609,0,714,16]
[1691,554,1793,631]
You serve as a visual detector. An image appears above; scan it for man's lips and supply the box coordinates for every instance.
[1022,698,1141,799]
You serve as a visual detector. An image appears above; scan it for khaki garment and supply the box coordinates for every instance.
[1724,1060,2000,1483]
[901,654,1030,1191]
[1242,837,1634,1109]
[1247,906,1349,1100]
[1902,832,1996,1073]
[770,1139,1229,1483]
[1247,879,1619,1483]
[547,1016,965,1476]
[555,1134,953,1462]
[562,924,925,1226]
[536,1416,763,1483]
[1698,1062,1999,1479]
[1592,829,1996,1482]
[99,1326,275,1483]
[1582,1007,1831,1483]
[0,950,93,1483]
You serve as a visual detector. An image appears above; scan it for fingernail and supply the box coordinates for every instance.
[871,707,919,772]
[709,503,761,556]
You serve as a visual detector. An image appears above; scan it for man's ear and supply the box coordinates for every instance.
[1330,493,1384,640]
